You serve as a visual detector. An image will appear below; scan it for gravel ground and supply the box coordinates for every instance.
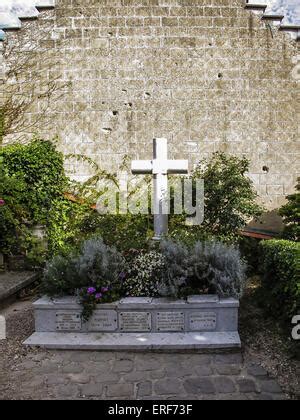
[0,291,299,400]
[239,279,299,400]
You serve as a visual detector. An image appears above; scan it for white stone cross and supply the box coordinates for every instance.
[132,138,188,241]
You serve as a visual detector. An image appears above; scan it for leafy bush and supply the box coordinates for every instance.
[260,240,300,322]
[123,251,165,297]
[192,152,263,239]
[0,139,68,259]
[279,179,299,242]
[160,240,247,299]
[43,237,124,319]
[0,156,29,254]
[43,237,124,296]
[0,139,68,224]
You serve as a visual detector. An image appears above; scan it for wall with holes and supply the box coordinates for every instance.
[1,0,299,214]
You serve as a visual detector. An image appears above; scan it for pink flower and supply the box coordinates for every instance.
[101,287,109,293]
[0,199,5,206]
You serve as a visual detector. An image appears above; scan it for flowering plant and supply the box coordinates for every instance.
[124,251,166,297]
[78,284,118,321]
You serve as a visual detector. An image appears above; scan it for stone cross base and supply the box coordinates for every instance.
[24,296,241,350]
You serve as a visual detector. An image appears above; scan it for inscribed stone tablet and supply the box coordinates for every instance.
[189,312,217,331]
[156,312,185,332]
[56,311,81,331]
[88,310,117,332]
[119,312,151,332]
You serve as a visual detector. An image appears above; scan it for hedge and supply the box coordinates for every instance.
[260,240,300,322]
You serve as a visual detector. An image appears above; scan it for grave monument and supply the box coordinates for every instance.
[25,139,241,350]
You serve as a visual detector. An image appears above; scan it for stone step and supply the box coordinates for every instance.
[0,0,55,39]
[0,272,39,305]
[24,331,241,351]
[245,0,300,41]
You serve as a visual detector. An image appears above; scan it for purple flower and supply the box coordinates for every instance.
[101,287,109,293]
[0,199,5,207]
[87,287,96,295]
[119,272,126,281]
[95,293,103,300]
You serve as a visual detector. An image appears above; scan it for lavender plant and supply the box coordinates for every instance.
[159,240,247,299]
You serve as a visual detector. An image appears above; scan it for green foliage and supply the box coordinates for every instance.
[260,240,300,323]
[90,214,153,251]
[192,152,263,239]
[124,251,165,297]
[0,139,69,259]
[42,238,124,319]
[279,179,300,242]
[0,138,68,224]
[0,156,29,254]
[47,198,92,256]
[159,240,247,299]
[239,236,262,276]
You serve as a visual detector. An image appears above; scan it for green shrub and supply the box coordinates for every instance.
[279,179,300,242]
[260,240,300,322]
[0,138,68,224]
[192,152,263,240]
[42,237,124,319]
[124,251,165,297]
[0,139,68,259]
[0,156,29,254]
[159,240,247,299]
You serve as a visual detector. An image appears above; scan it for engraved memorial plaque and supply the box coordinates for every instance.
[119,312,151,332]
[189,312,217,331]
[156,312,185,332]
[56,311,82,331]
[88,310,118,332]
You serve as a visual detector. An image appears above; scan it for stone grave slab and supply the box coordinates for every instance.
[25,295,241,350]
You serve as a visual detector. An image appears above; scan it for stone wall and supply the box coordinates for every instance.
[1,0,300,212]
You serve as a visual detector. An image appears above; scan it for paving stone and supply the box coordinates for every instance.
[61,363,84,374]
[259,380,283,394]
[80,384,103,397]
[251,393,274,400]
[195,366,214,376]
[137,381,152,397]
[165,365,193,378]
[84,362,109,374]
[247,364,269,378]
[56,385,79,398]
[215,365,242,375]
[112,359,134,373]
[136,358,162,371]
[123,371,147,383]
[237,379,258,393]
[106,383,134,398]
[45,374,67,385]
[215,353,243,365]
[67,374,90,384]
[39,361,63,374]
[183,355,213,366]
[184,378,216,395]
[89,352,115,362]
[214,377,236,394]
[94,373,120,384]
[150,370,166,380]
[154,379,184,395]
